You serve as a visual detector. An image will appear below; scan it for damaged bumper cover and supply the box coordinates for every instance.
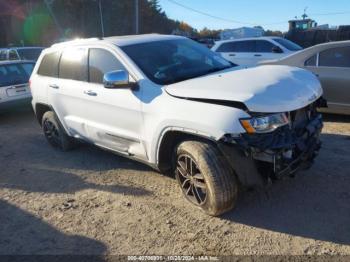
[218,113,323,188]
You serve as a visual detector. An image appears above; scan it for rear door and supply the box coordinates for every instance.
[216,40,257,66]
[306,46,350,110]
[215,42,238,64]
[47,46,90,138]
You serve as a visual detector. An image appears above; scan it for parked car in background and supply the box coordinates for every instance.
[0,60,35,111]
[0,47,44,62]
[30,34,323,216]
[211,37,302,66]
[196,38,216,49]
[260,40,350,115]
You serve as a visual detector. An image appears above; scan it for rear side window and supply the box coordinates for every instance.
[319,47,350,68]
[304,55,317,67]
[88,48,125,84]
[255,40,275,53]
[235,41,255,52]
[59,47,87,81]
[37,52,61,77]
[216,40,255,53]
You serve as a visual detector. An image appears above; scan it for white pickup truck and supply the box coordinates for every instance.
[30,34,324,216]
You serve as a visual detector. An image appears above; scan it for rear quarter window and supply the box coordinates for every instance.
[304,54,317,67]
[216,42,235,52]
[37,52,61,77]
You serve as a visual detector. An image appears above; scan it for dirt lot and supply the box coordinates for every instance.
[0,107,350,256]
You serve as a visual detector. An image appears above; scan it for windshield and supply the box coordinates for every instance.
[121,39,235,85]
[17,48,43,61]
[0,63,35,87]
[273,38,302,51]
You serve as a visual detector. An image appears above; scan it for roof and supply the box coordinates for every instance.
[51,34,185,49]
[300,40,350,53]
[0,47,44,50]
[222,27,264,31]
[215,36,282,44]
[0,60,36,65]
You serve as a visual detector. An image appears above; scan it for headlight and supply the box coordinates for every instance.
[240,113,289,134]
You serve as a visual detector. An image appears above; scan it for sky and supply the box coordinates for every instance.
[158,0,350,32]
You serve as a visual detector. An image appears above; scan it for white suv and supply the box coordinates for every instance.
[211,37,303,66]
[30,34,324,216]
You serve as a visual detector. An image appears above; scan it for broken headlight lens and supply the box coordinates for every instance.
[240,113,289,134]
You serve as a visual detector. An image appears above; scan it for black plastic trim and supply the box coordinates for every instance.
[170,95,248,111]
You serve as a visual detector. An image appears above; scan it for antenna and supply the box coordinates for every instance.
[302,7,308,20]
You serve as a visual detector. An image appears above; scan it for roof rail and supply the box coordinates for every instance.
[51,37,100,48]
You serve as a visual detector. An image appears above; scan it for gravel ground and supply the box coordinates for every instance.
[0,107,350,256]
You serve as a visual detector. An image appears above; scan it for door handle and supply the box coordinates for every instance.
[49,84,59,89]
[229,54,236,56]
[84,90,97,96]
[254,54,262,57]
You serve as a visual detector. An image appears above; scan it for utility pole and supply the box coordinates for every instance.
[44,0,64,38]
[135,0,139,34]
[99,0,105,37]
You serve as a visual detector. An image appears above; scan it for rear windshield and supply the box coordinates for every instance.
[17,48,43,61]
[273,38,302,51]
[0,63,35,87]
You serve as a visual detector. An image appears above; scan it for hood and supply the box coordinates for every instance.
[165,65,322,113]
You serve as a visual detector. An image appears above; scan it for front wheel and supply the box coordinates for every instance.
[175,140,238,216]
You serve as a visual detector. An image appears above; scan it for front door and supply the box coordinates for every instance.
[81,47,145,158]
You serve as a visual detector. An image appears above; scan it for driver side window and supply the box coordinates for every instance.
[88,48,125,84]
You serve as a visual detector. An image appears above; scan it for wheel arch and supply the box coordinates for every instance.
[156,128,217,173]
[34,103,51,125]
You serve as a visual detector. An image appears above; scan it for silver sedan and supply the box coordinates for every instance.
[261,40,350,115]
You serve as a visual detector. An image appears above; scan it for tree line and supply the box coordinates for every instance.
[1,0,225,47]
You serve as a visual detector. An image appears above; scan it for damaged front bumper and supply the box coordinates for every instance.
[219,111,323,188]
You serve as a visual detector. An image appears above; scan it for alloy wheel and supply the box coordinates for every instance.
[176,154,207,206]
[43,119,61,146]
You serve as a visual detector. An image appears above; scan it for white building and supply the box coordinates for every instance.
[220,27,265,40]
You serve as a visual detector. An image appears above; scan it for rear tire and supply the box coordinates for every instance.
[42,111,75,151]
[175,140,238,216]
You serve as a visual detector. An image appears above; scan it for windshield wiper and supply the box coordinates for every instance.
[165,66,234,85]
[199,65,233,76]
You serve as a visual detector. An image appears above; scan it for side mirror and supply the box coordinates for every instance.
[272,46,283,53]
[103,70,138,89]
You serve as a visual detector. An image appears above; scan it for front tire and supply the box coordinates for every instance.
[42,111,75,151]
[175,140,238,216]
